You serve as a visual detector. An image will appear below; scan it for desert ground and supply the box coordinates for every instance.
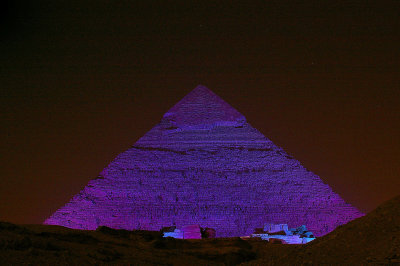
[1,196,399,265]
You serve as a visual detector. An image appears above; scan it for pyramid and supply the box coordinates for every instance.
[45,85,363,237]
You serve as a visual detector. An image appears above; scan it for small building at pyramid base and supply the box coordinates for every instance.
[44,85,363,237]
[162,224,216,239]
[251,224,316,244]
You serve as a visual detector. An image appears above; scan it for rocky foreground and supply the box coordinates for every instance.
[1,195,399,265]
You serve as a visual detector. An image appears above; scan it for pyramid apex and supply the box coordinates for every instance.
[187,85,218,97]
[162,85,246,130]
[192,84,212,92]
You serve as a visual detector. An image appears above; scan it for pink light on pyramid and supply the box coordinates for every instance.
[44,85,363,237]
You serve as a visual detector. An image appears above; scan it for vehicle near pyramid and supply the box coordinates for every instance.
[45,85,363,237]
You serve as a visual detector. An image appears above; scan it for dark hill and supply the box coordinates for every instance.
[0,222,262,265]
[247,195,400,265]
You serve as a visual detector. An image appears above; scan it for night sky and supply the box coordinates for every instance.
[1,1,399,225]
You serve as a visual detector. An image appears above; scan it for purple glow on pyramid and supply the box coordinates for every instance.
[162,86,246,130]
[44,85,363,237]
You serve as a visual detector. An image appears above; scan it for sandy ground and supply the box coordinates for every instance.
[1,195,399,265]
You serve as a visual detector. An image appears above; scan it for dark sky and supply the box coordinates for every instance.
[1,0,399,224]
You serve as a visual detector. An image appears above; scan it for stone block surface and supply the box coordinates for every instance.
[44,85,363,237]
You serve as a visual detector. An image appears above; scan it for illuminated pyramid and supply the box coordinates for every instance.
[45,85,363,237]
